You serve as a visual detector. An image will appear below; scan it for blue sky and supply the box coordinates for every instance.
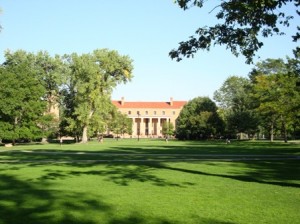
[0,1,298,101]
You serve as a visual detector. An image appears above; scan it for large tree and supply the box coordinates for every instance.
[251,58,300,142]
[3,50,65,141]
[214,76,259,138]
[63,49,133,143]
[170,0,300,63]
[176,97,224,140]
[0,52,48,143]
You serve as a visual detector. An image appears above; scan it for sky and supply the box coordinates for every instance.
[0,1,298,102]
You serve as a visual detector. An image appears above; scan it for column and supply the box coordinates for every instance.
[140,118,145,136]
[157,118,161,136]
[148,118,152,136]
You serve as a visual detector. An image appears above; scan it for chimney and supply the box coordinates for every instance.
[121,97,125,106]
[170,97,173,106]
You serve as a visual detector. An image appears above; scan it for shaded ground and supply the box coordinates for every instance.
[0,140,299,224]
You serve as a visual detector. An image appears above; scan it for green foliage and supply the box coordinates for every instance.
[0,53,48,142]
[61,49,134,143]
[0,49,133,143]
[39,114,60,139]
[214,76,259,137]
[34,51,65,113]
[227,110,259,137]
[213,58,300,141]
[171,0,299,63]
[251,58,300,141]
[162,121,175,137]
[176,97,224,140]
[109,109,133,137]
[214,76,251,111]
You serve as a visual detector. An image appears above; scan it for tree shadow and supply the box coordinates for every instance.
[3,139,300,156]
[1,154,299,223]
[0,173,111,224]
[154,161,300,188]
[1,141,300,189]
[34,163,192,187]
[107,213,237,224]
[107,140,300,155]
[0,172,192,224]
[25,157,300,189]
[107,212,175,224]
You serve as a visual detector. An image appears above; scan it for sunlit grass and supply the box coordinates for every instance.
[0,140,299,223]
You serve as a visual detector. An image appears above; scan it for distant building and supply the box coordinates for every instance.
[112,97,187,138]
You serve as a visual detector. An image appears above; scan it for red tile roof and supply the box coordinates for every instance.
[112,100,187,109]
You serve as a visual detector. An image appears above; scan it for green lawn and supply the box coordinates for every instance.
[0,139,299,224]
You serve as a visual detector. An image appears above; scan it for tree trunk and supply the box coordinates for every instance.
[80,110,94,144]
[12,116,18,146]
[283,128,288,143]
[270,123,274,142]
[281,117,288,143]
[41,137,48,143]
[81,125,88,143]
[75,135,79,143]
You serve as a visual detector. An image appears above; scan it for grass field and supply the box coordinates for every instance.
[0,139,299,224]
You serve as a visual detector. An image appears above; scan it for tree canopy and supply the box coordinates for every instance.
[162,121,175,138]
[176,97,224,140]
[214,76,259,138]
[170,0,300,63]
[0,49,134,144]
[251,58,300,142]
[61,49,133,143]
[0,51,48,143]
[213,57,300,141]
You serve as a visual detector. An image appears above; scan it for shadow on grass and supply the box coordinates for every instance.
[0,173,237,224]
[2,141,299,223]
[1,140,300,189]
[2,139,300,155]
[110,141,300,155]
[35,164,187,187]
[0,174,110,224]
[0,173,190,224]
[107,213,236,224]
[26,157,300,189]
[156,161,300,188]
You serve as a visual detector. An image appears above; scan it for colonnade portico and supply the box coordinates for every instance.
[112,97,187,138]
[131,116,170,137]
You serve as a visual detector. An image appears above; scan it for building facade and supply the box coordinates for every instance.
[112,97,186,138]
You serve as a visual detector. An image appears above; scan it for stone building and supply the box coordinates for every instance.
[112,97,186,138]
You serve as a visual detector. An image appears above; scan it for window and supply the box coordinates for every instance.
[145,111,148,115]
[137,111,140,115]
[162,111,165,115]
[154,111,157,115]
[128,111,131,115]
[173,111,176,115]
